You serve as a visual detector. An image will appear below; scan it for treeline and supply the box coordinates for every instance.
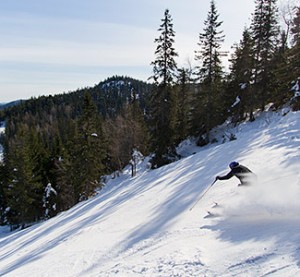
[0,0,299,229]
[0,77,152,229]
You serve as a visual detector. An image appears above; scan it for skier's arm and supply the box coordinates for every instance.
[216,171,234,180]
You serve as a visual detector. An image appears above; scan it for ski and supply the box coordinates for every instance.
[204,210,220,219]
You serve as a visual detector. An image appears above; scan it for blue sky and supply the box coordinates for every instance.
[0,0,257,103]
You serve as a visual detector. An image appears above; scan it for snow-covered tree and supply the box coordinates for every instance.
[43,183,57,219]
[129,149,144,177]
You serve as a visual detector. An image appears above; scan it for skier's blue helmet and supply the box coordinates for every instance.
[229,161,239,169]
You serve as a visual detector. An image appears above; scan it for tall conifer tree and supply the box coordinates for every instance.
[150,9,178,167]
[288,5,300,109]
[176,68,192,141]
[289,5,300,78]
[71,92,107,201]
[194,0,225,143]
[291,6,300,45]
[251,0,279,110]
[4,125,43,229]
[229,28,255,121]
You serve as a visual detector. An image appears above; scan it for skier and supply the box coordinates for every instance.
[216,161,256,186]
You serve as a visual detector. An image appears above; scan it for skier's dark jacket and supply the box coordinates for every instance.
[217,164,254,185]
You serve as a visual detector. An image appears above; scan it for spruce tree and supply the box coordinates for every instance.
[251,0,279,110]
[176,67,192,141]
[150,9,178,167]
[70,92,107,201]
[271,30,291,106]
[51,134,75,212]
[291,6,300,45]
[289,5,300,77]
[288,5,300,109]
[4,125,43,229]
[229,28,255,121]
[194,0,225,143]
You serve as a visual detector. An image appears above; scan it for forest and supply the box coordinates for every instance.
[0,0,299,230]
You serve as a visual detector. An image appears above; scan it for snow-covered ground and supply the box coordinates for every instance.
[1,109,300,276]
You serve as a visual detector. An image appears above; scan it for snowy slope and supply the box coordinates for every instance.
[1,110,300,277]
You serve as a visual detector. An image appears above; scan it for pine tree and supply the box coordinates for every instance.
[291,6,300,45]
[150,9,179,167]
[251,0,279,110]
[51,134,75,212]
[4,125,43,229]
[271,30,291,106]
[271,5,300,108]
[229,27,255,121]
[70,92,107,201]
[194,0,225,143]
[288,5,300,110]
[289,5,300,78]
[28,128,51,217]
[176,67,192,141]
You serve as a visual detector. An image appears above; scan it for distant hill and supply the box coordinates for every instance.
[0,100,22,110]
[2,76,153,119]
